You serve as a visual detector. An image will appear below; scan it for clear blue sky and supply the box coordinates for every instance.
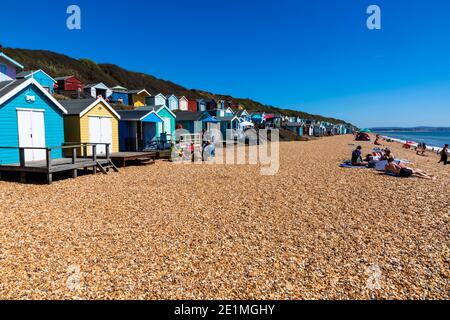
[1,0,449,127]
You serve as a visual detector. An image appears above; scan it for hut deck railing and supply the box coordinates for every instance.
[0,143,111,172]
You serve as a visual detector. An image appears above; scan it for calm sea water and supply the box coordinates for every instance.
[375,131,450,149]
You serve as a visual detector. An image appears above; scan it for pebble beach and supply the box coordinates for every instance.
[0,134,448,300]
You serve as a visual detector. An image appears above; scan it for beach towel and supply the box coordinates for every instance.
[339,163,369,169]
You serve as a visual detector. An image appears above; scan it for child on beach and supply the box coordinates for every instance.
[385,158,436,180]
[438,144,448,165]
[351,146,368,166]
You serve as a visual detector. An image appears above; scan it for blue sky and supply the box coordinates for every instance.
[1,0,449,127]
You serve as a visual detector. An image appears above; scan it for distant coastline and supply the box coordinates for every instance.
[372,129,450,152]
[370,126,450,133]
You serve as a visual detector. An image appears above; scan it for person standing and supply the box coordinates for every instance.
[438,144,449,165]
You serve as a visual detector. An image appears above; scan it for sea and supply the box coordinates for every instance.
[374,131,450,150]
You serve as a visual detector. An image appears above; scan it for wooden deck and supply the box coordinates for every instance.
[109,152,157,167]
[0,158,110,173]
[0,143,119,184]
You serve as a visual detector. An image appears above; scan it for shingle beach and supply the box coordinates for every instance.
[0,135,448,299]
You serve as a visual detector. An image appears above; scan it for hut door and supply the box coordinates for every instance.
[89,116,112,155]
[17,109,46,162]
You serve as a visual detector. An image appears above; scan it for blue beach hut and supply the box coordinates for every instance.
[16,70,57,94]
[117,110,164,151]
[0,78,68,164]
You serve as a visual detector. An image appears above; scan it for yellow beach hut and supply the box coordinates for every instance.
[60,97,121,156]
[128,89,151,108]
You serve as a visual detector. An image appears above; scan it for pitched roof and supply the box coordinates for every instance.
[0,52,24,69]
[55,75,77,81]
[84,82,109,89]
[137,105,177,118]
[117,110,163,123]
[59,98,97,115]
[173,111,206,121]
[0,78,67,113]
[111,85,128,92]
[128,89,151,96]
[16,69,56,83]
[59,97,120,118]
[216,115,238,122]
[0,79,28,100]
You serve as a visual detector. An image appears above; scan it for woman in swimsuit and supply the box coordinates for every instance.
[385,158,435,180]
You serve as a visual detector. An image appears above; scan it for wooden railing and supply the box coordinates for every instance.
[0,143,111,169]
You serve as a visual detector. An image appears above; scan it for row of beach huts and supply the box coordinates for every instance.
[0,51,355,183]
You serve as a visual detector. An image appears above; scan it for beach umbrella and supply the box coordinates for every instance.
[360,128,371,133]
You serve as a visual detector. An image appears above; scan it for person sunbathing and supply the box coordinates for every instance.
[351,146,368,166]
[374,135,382,146]
[380,148,395,161]
[385,158,435,180]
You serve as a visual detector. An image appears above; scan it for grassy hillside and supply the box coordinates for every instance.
[3,47,350,124]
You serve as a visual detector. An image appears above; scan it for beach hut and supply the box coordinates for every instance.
[16,70,56,94]
[55,75,84,92]
[129,89,151,107]
[110,85,129,105]
[60,97,121,156]
[84,83,112,99]
[251,112,265,125]
[0,78,67,164]
[217,115,240,138]
[136,105,177,139]
[0,51,24,81]
[235,109,251,122]
[145,93,166,107]
[174,111,215,133]
[206,99,217,111]
[217,100,226,110]
[166,94,179,111]
[187,98,198,112]
[197,99,207,112]
[178,96,189,111]
[117,110,163,151]
[285,123,304,136]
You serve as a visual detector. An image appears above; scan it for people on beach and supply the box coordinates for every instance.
[385,158,435,180]
[438,144,448,165]
[380,148,395,161]
[416,142,427,156]
[351,146,368,166]
[374,135,382,146]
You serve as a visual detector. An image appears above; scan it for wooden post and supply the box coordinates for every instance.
[92,145,97,161]
[92,145,97,174]
[46,149,52,170]
[72,147,77,164]
[47,173,53,185]
[19,148,25,167]
[72,147,77,178]
[106,144,110,161]
[20,172,26,183]
[83,144,88,159]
